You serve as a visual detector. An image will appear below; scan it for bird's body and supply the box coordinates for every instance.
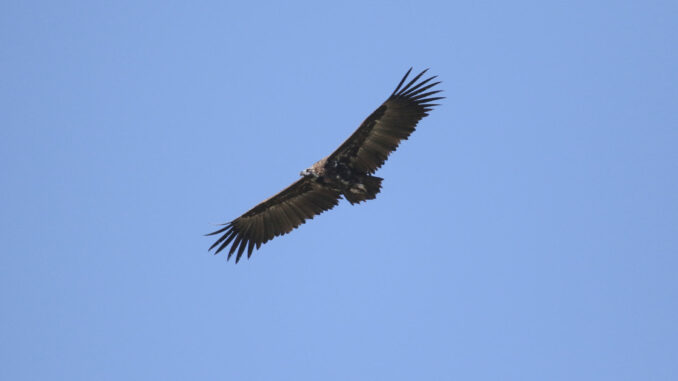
[208,68,443,262]
[302,156,383,204]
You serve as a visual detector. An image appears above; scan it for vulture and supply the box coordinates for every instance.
[208,68,443,262]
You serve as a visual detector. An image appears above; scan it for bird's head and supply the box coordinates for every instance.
[300,166,321,177]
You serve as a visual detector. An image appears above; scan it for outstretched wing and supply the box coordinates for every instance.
[327,68,443,174]
[207,178,341,262]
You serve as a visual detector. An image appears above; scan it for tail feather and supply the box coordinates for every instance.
[343,176,383,205]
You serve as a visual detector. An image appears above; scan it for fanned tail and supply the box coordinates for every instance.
[343,175,383,205]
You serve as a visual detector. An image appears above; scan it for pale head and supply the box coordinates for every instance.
[300,168,315,177]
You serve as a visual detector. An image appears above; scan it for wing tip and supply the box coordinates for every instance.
[206,221,254,263]
[390,68,443,107]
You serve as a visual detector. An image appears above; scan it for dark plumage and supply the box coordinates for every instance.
[208,68,443,262]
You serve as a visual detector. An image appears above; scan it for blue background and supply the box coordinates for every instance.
[2,1,677,380]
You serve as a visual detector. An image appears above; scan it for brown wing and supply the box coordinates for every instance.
[207,177,341,262]
[327,68,443,174]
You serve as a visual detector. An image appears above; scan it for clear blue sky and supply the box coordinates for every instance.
[1,1,677,380]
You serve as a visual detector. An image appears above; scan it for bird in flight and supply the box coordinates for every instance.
[208,68,443,262]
